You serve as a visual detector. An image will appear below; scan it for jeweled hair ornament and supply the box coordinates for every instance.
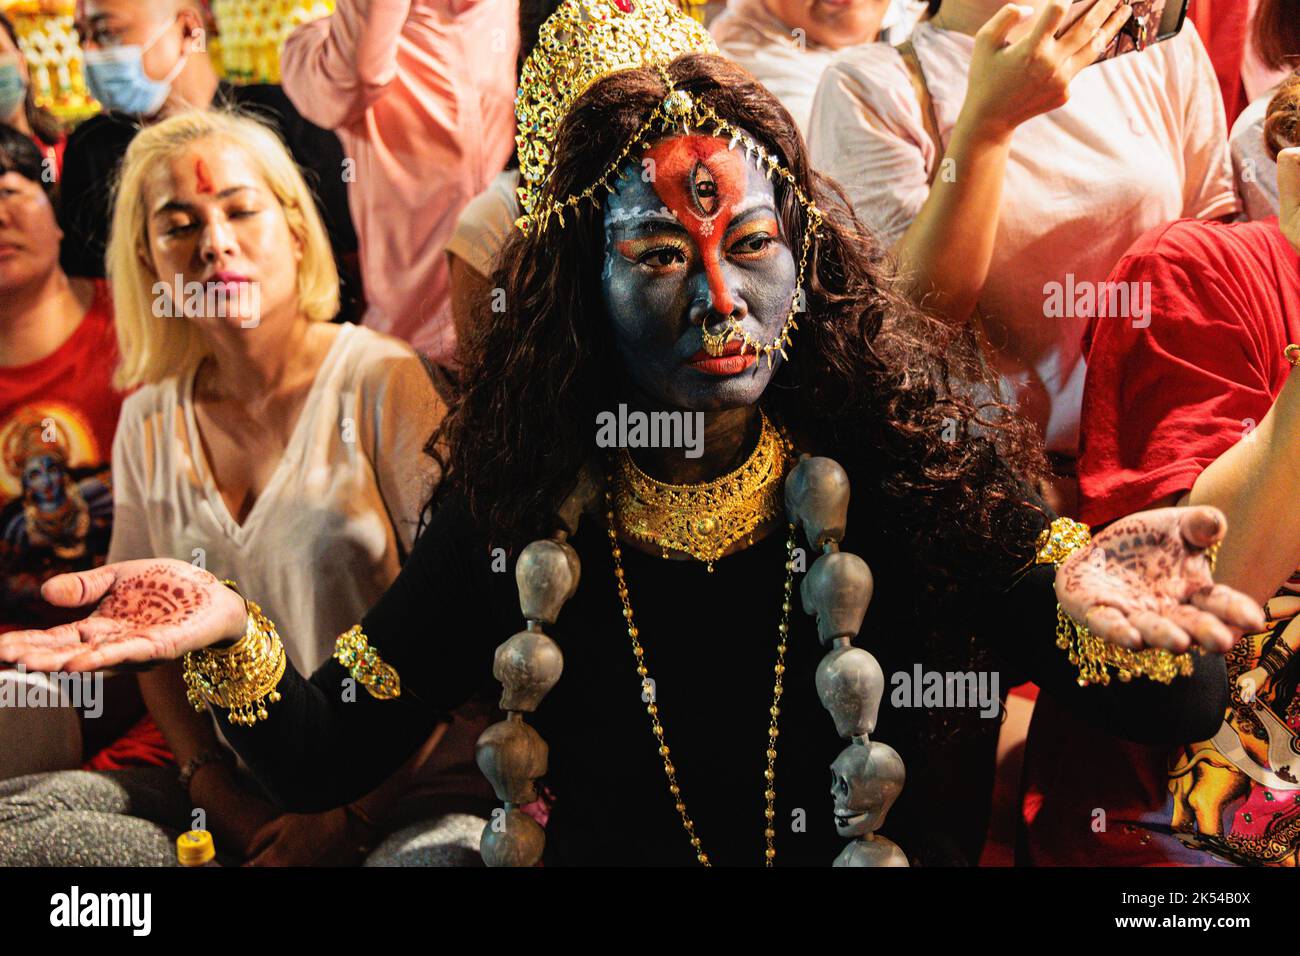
[512,0,824,365]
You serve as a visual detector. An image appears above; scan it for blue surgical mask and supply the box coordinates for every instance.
[0,56,25,122]
[83,18,188,116]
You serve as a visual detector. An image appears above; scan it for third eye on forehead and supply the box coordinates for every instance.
[604,193,782,236]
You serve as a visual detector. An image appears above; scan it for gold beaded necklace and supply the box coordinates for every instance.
[606,415,796,866]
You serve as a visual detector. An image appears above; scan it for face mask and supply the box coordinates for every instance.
[0,55,25,121]
[83,18,188,116]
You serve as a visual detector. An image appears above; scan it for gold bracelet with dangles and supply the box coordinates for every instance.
[333,626,401,700]
[613,409,793,571]
[1036,517,1196,687]
[183,585,285,726]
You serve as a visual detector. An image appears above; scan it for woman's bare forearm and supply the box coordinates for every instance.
[137,662,225,766]
[1185,370,1300,604]
[890,120,1013,322]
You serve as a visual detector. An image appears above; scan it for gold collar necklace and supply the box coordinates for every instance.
[611,410,794,572]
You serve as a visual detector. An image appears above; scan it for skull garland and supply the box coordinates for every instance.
[786,456,909,867]
[478,469,600,867]
[829,740,908,867]
[476,540,575,867]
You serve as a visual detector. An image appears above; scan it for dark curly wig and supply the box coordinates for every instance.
[432,53,1050,617]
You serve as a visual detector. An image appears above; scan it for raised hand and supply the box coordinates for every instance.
[0,559,247,672]
[963,0,1132,141]
[1055,506,1266,653]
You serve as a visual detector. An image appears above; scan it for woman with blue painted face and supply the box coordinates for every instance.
[0,1,1270,867]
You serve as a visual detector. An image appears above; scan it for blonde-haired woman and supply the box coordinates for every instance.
[0,110,481,866]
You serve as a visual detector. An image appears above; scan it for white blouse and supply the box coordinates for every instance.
[808,21,1237,455]
[107,322,444,674]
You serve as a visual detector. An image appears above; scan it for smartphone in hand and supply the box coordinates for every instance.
[1056,0,1190,65]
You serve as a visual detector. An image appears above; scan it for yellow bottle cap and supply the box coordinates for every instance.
[176,829,215,866]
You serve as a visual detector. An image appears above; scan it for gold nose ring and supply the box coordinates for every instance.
[701,322,736,356]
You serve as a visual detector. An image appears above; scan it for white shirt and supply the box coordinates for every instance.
[1231,89,1280,222]
[445,169,520,279]
[107,323,443,674]
[709,0,924,137]
[808,21,1237,454]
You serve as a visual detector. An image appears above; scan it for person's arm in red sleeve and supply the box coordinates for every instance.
[279,0,413,131]
[1080,222,1300,605]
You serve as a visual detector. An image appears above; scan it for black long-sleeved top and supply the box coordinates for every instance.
[217,485,1228,867]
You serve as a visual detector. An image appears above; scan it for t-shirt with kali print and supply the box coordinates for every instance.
[1022,217,1300,866]
[0,281,121,631]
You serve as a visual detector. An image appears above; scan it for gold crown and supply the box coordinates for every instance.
[514,0,717,227]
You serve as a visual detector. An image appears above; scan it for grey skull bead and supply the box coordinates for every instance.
[833,835,909,868]
[555,462,603,538]
[493,630,564,712]
[801,551,873,643]
[830,740,905,839]
[516,539,580,624]
[475,718,549,804]
[784,456,851,550]
[815,644,884,738]
[480,808,546,868]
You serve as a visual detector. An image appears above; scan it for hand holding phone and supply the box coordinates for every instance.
[1056,0,1189,65]
[960,1,1132,142]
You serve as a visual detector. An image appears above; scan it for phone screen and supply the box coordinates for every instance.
[1057,0,1190,63]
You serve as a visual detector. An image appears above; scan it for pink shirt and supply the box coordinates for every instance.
[281,0,520,365]
[808,21,1237,455]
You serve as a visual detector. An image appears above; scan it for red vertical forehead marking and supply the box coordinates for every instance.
[643,136,749,316]
[194,159,214,194]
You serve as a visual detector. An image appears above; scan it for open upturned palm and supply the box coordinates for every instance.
[0,559,246,672]
[1055,507,1266,653]
[0,507,1270,674]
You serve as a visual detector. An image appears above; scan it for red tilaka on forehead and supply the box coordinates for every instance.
[642,135,750,316]
[194,159,215,194]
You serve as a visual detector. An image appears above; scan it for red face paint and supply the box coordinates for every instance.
[641,136,751,316]
[194,159,214,194]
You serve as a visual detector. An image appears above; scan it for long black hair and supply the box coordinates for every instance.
[432,54,1049,619]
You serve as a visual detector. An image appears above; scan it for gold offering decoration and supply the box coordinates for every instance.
[612,409,792,571]
[0,0,95,122]
[211,0,335,85]
[1035,516,1196,686]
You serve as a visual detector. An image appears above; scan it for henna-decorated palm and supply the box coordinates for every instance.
[0,559,247,672]
[1055,506,1266,653]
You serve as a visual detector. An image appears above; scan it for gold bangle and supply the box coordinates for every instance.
[333,626,401,700]
[1286,344,1300,368]
[183,594,286,726]
[1034,517,1196,687]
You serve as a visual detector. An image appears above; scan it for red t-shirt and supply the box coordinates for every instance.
[0,280,121,631]
[1023,217,1300,865]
